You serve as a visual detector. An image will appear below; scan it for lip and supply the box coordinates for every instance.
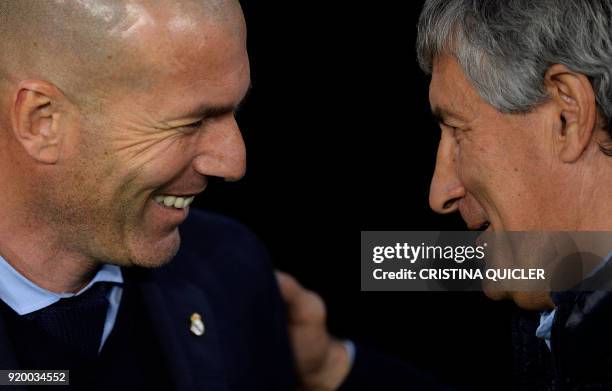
[467,221,491,231]
[152,183,207,198]
[150,197,190,224]
[460,209,489,231]
[152,190,203,198]
[163,194,197,197]
[458,197,491,231]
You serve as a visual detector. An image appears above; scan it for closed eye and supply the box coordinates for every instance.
[439,122,459,135]
[184,119,204,129]
[439,123,463,144]
[182,109,239,131]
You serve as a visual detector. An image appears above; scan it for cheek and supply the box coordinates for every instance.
[456,139,527,220]
[140,152,191,182]
[113,131,196,182]
[456,139,495,189]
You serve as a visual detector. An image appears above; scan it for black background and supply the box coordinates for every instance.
[195,2,515,390]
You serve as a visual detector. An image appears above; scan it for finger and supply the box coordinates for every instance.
[293,290,326,324]
[275,270,326,324]
[275,270,304,305]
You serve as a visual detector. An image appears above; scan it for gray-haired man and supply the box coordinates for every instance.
[282,1,612,389]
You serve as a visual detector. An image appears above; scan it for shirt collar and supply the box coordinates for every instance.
[0,254,123,315]
[537,250,612,349]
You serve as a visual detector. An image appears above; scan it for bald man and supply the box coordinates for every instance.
[0,1,296,389]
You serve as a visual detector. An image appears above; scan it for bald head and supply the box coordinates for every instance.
[0,0,251,279]
[0,0,243,108]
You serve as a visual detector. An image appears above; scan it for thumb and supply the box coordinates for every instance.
[275,270,303,305]
[275,270,326,324]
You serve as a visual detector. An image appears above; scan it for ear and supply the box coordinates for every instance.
[544,64,598,163]
[12,80,69,164]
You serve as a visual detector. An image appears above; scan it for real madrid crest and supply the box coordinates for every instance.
[190,312,205,336]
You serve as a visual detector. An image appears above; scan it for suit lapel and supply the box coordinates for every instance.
[132,268,228,391]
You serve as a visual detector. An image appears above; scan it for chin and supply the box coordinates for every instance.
[126,230,182,268]
[510,291,555,310]
[483,287,554,310]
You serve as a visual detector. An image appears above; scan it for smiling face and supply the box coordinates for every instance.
[42,3,250,268]
[429,55,582,233]
[427,55,600,308]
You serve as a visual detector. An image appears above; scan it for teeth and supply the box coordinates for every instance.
[163,196,176,207]
[174,197,185,208]
[154,195,195,209]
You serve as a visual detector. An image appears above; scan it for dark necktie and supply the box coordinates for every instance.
[23,282,113,358]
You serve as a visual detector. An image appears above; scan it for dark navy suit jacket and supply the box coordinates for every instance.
[0,209,297,390]
[0,208,448,390]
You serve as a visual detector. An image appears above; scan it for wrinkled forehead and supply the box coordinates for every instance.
[429,55,484,119]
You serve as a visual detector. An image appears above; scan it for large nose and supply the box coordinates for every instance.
[192,116,246,181]
[429,128,465,214]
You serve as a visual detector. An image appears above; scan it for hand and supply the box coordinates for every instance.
[275,271,351,391]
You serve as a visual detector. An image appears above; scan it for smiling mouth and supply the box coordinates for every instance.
[467,221,491,231]
[478,221,491,231]
[153,195,195,209]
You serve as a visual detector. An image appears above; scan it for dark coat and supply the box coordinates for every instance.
[0,209,297,390]
[512,260,612,391]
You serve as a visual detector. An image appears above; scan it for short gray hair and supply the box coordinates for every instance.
[417,0,612,148]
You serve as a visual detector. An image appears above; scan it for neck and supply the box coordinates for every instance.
[573,157,612,232]
[0,143,105,293]
[0,202,100,294]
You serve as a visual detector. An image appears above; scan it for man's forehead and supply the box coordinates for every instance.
[429,55,481,122]
[101,17,250,127]
[128,5,245,75]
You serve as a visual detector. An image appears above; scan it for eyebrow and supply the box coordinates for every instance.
[430,105,468,124]
[180,84,253,121]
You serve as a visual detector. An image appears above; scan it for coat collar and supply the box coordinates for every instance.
[549,257,612,379]
[0,262,229,391]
